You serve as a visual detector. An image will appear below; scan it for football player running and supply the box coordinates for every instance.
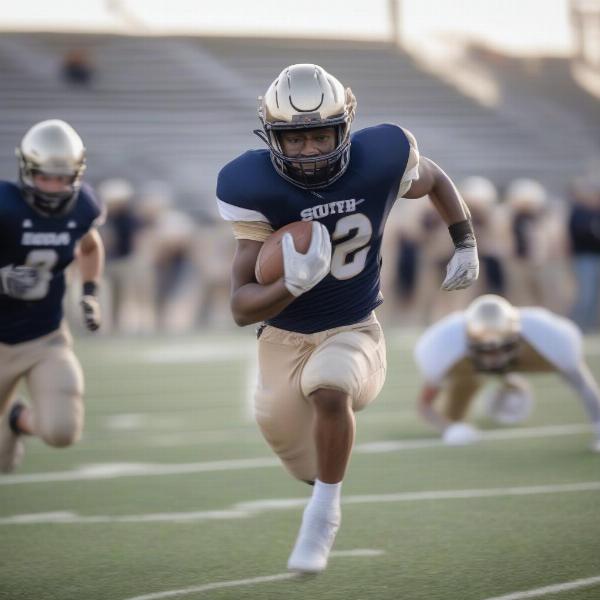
[414,294,600,449]
[0,119,104,473]
[216,64,479,573]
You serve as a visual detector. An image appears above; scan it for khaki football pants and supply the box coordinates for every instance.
[0,325,84,447]
[255,312,387,482]
[443,341,556,421]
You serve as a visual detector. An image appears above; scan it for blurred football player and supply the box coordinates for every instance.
[0,119,104,472]
[414,294,600,449]
[216,64,479,573]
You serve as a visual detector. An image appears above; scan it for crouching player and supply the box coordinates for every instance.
[414,294,600,450]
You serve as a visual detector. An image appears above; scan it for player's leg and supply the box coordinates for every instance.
[25,333,84,448]
[288,314,386,573]
[444,376,480,422]
[0,339,37,472]
[254,325,317,483]
[0,371,26,473]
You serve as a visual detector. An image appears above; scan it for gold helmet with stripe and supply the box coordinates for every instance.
[254,64,356,189]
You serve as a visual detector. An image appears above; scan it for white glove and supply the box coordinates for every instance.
[443,422,481,446]
[80,295,101,331]
[441,246,479,291]
[0,265,44,300]
[282,221,331,297]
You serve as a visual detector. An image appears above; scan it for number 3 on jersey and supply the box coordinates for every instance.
[330,213,372,280]
[24,249,58,299]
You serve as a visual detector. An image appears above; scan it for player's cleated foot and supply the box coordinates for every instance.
[287,503,340,573]
[0,401,26,473]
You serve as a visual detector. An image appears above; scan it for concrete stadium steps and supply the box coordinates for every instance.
[0,33,598,212]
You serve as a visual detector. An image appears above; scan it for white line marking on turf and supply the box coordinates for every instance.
[0,423,593,486]
[121,550,384,600]
[356,423,591,453]
[2,482,599,525]
[482,574,600,600]
[0,457,280,486]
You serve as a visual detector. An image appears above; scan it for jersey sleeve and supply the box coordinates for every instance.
[414,312,469,386]
[216,156,270,224]
[519,308,584,373]
[397,127,420,197]
[231,220,274,242]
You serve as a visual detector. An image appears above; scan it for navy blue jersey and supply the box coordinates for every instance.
[0,181,103,344]
[217,124,413,333]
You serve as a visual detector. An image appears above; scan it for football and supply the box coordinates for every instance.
[255,221,313,285]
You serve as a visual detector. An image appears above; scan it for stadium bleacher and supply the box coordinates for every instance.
[0,33,598,213]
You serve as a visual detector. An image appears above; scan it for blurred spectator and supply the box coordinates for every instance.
[459,176,508,298]
[61,48,95,87]
[97,178,143,333]
[503,178,550,306]
[136,182,200,333]
[195,219,237,327]
[568,176,600,331]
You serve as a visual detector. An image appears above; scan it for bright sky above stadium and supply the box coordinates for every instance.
[0,0,572,56]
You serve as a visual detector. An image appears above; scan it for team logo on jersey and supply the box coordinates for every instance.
[22,219,33,228]
[300,198,365,221]
[67,220,77,229]
[21,232,71,246]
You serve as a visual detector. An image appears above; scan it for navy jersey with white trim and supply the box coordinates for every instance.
[0,181,104,344]
[217,124,411,333]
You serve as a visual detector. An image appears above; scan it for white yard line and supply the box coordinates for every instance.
[121,550,383,600]
[356,423,591,453]
[1,481,599,526]
[482,574,600,600]
[0,423,592,486]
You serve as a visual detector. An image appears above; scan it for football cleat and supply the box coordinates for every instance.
[0,401,26,473]
[287,502,341,573]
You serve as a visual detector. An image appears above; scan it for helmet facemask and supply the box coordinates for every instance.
[254,64,356,190]
[466,295,521,373]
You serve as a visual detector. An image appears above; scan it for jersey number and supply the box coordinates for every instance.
[330,213,373,280]
[24,249,58,299]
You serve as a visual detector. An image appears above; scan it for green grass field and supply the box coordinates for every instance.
[1,328,599,600]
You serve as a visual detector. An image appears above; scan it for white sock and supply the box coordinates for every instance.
[310,479,342,511]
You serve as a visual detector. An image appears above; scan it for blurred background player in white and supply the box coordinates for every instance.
[216,64,479,574]
[414,294,600,450]
[0,119,104,472]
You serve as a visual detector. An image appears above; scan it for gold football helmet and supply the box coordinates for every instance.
[255,63,357,189]
[16,119,86,216]
[465,294,521,371]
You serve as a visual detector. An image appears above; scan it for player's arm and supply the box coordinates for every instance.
[230,238,296,327]
[560,364,600,447]
[417,383,448,432]
[77,229,104,331]
[230,222,331,326]
[404,156,479,291]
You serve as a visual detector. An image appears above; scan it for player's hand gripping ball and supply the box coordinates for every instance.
[255,221,314,285]
[255,221,331,297]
